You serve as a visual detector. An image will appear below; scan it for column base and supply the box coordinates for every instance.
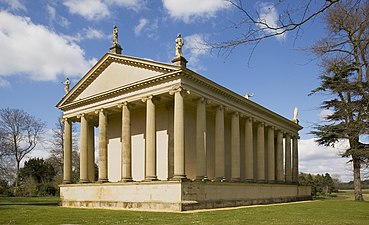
[63,180,72,184]
[267,180,276,184]
[171,175,189,182]
[256,180,267,183]
[230,178,241,182]
[213,177,227,182]
[79,179,90,183]
[98,179,109,183]
[275,180,285,184]
[244,179,255,183]
[144,176,158,181]
[120,178,133,182]
[194,176,210,182]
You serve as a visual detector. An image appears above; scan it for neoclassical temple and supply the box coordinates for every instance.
[57,27,311,212]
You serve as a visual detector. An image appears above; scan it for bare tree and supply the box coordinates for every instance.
[209,0,340,55]
[310,0,369,201]
[0,108,45,194]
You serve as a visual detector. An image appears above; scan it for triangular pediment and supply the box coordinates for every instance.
[57,53,179,108]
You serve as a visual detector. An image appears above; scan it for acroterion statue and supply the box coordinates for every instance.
[110,25,122,54]
[64,77,70,94]
[113,25,118,46]
[293,106,299,123]
[175,33,184,57]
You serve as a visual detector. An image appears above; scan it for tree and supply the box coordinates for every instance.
[47,116,79,183]
[210,0,340,55]
[20,158,56,184]
[310,0,369,201]
[0,108,45,195]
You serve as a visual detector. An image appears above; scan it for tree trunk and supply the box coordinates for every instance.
[352,156,364,201]
[14,160,20,196]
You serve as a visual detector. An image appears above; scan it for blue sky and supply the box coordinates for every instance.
[0,0,355,181]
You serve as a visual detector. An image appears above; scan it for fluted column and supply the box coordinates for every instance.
[97,109,108,182]
[63,118,72,184]
[231,112,240,181]
[256,122,265,182]
[88,124,95,182]
[79,114,89,183]
[195,97,207,181]
[267,126,275,183]
[292,136,299,183]
[214,105,225,181]
[244,117,254,182]
[285,133,292,183]
[143,96,158,181]
[170,87,187,181]
[276,130,284,183]
[120,102,133,182]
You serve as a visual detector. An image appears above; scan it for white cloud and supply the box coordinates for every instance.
[63,0,144,20]
[0,77,10,88]
[256,2,285,41]
[184,34,210,71]
[0,0,26,11]
[134,18,148,36]
[105,0,144,11]
[84,27,106,39]
[299,138,353,181]
[319,109,333,121]
[162,0,230,23]
[0,11,94,82]
[46,4,56,21]
[63,0,109,21]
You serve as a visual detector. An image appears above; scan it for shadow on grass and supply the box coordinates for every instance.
[0,202,59,206]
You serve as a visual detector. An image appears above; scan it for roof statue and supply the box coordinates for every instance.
[63,77,70,94]
[172,33,187,67]
[109,25,122,54]
[175,33,184,57]
[293,106,299,124]
[244,93,254,99]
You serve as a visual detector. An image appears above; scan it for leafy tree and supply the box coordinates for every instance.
[310,0,369,201]
[0,108,45,195]
[20,158,56,184]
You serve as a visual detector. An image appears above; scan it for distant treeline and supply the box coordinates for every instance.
[337,180,369,190]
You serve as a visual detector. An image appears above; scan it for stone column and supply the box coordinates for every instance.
[256,122,265,182]
[195,97,207,181]
[120,102,133,182]
[231,112,240,181]
[292,136,299,183]
[170,87,187,181]
[97,109,108,182]
[285,133,292,183]
[267,126,275,183]
[88,124,95,182]
[276,130,284,183]
[79,114,89,183]
[214,105,225,181]
[63,118,72,184]
[244,117,254,182]
[142,96,158,181]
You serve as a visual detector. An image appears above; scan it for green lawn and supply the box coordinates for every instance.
[0,190,369,225]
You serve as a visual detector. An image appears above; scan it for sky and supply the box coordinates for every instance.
[0,0,357,181]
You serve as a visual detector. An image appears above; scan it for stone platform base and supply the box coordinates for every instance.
[60,181,311,212]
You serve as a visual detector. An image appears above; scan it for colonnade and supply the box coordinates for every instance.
[62,87,299,184]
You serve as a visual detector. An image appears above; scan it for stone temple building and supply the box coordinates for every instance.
[57,27,311,212]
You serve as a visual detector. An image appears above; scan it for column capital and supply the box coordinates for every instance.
[117,102,135,110]
[215,105,224,112]
[141,95,160,103]
[232,111,239,118]
[77,113,85,119]
[169,85,190,96]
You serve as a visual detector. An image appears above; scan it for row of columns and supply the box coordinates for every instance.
[63,88,299,184]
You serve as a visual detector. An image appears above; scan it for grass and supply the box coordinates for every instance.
[0,190,369,225]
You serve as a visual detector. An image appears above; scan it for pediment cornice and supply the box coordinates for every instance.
[57,53,180,108]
